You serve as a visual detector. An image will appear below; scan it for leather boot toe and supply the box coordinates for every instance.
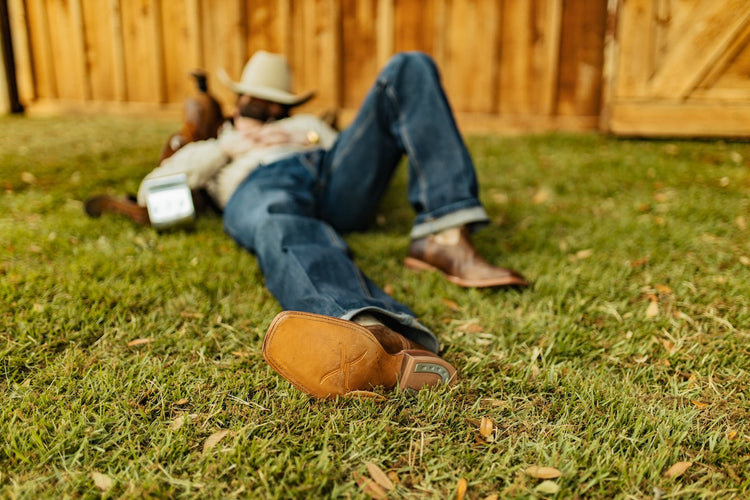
[405,226,528,288]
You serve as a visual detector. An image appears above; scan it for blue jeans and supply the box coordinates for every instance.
[223,52,489,352]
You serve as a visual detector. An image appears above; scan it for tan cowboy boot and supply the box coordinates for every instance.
[405,226,528,288]
[262,311,456,398]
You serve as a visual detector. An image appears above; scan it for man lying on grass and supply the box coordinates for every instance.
[86,50,528,398]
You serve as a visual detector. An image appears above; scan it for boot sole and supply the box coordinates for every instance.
[262,311,456,398]
[404,256,529,288]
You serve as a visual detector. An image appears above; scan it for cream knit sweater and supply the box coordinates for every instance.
[138,114,338,209]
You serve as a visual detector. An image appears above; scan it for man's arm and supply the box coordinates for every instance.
[137,139,229,206]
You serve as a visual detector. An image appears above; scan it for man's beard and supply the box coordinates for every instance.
[237,100,289,122]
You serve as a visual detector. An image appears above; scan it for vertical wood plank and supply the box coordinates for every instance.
[161,0,201,103]
[7,0,35,103]
[556,0,607,117]
[376,0,393,69]
[119,0,162,102]
[200,0,246,107]
[653,0,670,69]
[443,0,501,113]
[539,0,562,115]
[300,0,315,99]
[152,0,166,103]
[278,0,292,57]
[290,0,340,111]
[80,0,116,101]
[247,0,283,53]
[110,0,127,101]
[394,0,436,54]
[341,0,378,108]
[187,0,203,69]
[614,0,654,98]
[330,0,343,108]
[0,23,7,112]
[26,0,57,98]
[497,0,532,114]
[70,0,92,100]
[46,0,87,99]
[432,0,448,69]
[600,0,620,131]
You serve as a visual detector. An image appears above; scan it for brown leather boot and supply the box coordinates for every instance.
[84,195,150,226]
[262,311,456,398]
[405,226,528,288]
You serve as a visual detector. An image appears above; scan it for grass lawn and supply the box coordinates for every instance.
[1,114,749,498]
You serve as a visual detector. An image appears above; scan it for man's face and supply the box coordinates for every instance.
[235,95,290,122]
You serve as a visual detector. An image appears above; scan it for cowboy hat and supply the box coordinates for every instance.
[218,51,315,106]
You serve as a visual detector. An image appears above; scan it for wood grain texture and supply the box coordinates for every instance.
[6,0,635,134]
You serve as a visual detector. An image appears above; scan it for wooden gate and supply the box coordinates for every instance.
[603,0,750,137]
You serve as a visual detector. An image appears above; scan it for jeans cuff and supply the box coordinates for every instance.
[410,206,490,239]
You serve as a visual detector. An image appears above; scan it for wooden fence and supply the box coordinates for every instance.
[5,0,607,132]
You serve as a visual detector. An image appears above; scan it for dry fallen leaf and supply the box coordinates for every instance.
[575,248,593,260]
[127,338,153,347]
[344,390,387,402]
[477,416,495,443]
[658,338,677,355]
[664,461,692,479]
[442,298,460,311]
[180,311,204,319]
[354,472,387,499]
[491,191,509,204]
[170,412,198,431]
[524,466,562,479]
[91,471,113,491]
[457,322,485,333]
[21,172,36,184]
[654,284,673,294]
[631,256,649,267]
[535,480,560,495]
[456,478,468,500]
[532,188,551,204]
[646,301,659,318]
[174,398,188,406]
[366,463,394,491]
[170,414,186,431]
[203,429,232,453]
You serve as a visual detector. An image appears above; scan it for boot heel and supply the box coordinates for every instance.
[399,350,456,391]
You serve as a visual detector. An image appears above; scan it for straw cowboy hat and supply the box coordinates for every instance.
[218,51,315,106]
